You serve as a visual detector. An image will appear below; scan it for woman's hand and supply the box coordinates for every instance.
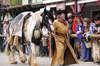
[79,31,83,34]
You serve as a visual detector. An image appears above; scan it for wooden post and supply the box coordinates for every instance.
[48,32,52,57]
[70,5,75,13]
[69,0,85,14]
[79,3,85,13]
[74,0,77,14]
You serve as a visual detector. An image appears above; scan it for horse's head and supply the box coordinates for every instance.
[41,8,54,32]
[30,9,55,43]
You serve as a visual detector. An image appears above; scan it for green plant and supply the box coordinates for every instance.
[10,0,22,6]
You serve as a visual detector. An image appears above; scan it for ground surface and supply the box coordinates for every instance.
[0,53,99,66]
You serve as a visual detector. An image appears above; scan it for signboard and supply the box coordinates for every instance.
[56,3,66,10]
[2,0,10,5]
[96,0,100,5]
[43,0,63,4]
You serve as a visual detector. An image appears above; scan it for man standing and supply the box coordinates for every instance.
[41,26,49,56]
[51,10,78,66]
[67,14,74,49]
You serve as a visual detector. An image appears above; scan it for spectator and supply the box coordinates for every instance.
[67,13,74,49]
[76,17,84,59]
[94,15,100,34]
[67,12,72,19]
[73,13,81,33]
[41,26,49,56]
[92,15,100,62]
[83,18,92,61]
[90,18,95,34]
[68,15,74,34]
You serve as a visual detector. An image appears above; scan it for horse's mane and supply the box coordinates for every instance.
[34,10,44,16]
[21,10,43,19]
[21,11,33,15]
[31,10,43,23]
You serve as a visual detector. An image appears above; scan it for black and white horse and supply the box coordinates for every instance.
[4,8,56,66]
[4,10,47,65]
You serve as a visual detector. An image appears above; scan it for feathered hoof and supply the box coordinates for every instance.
[20,56,27,63]
[4,49,10,55]
[4,44,10,55]
[9,57,17,64]
[28,57,31,65]
[30,61,39,66]
[51,64,64,66]
[10,61,17,64]
[28,57,39,66]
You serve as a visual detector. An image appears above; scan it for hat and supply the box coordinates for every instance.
[67,13,72,18]
[56,10,65,15]
[94,15,100,20]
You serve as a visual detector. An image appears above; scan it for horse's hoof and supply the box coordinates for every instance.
[9,57,17,64]
[31,61,39,66]
[10,61,17,64]
[28,56,38,66]
[20,56,27,63]
[28,57,31,65]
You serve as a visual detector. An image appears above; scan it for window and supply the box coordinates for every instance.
[28,0,32,4]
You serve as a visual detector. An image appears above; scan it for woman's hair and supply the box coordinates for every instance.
[94,15,100,21]
[83,18,91,28]
[75,17,82,24]
[84,18,91,24]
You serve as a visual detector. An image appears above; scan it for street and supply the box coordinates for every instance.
[0,53,99,66]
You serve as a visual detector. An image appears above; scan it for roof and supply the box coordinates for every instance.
[0,0,65,11]
[0,3,45,17]
[0,4,44,11]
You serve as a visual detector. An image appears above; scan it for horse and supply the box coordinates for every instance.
[4,10,49,66]
[41,9,56,57]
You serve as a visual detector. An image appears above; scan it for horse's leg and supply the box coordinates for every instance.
[9,45,17,64]
[4,42,10,55]
[29,42,38,66]
[7,35,17,64]
[18,44,27,63]
[13,36,19,46]
[9,35,20,64]
[8,35,14,46]
[4,34,11,55]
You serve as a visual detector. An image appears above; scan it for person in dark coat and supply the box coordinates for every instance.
[67,15,74,49]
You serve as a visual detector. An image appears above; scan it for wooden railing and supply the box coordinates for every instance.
[71,34,100,38]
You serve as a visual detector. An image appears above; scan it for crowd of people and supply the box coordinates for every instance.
[51,9,100,66]
[67,12,100,63]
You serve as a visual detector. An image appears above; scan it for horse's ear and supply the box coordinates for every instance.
[44,8,46,12]
[28,13,31,15]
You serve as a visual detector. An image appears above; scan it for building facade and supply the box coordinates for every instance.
[10,0,22,6]
[0,0,10,5]
[22,0,64,5]
[22,0,43,5]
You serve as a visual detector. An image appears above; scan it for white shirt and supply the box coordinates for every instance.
[77,26,82,34]
[42,27,48,36]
